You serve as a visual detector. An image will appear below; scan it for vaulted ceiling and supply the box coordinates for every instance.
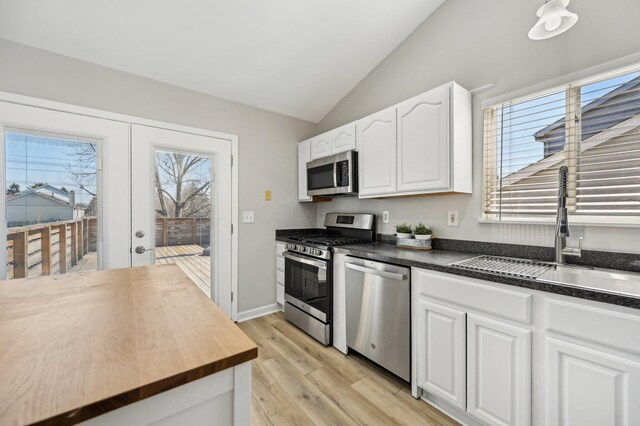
[0,0,445,122]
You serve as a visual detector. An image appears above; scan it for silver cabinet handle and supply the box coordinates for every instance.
[284,252,327,269]
[345,262,407,280]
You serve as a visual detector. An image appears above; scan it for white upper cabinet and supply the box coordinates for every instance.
[397,85,451,192]
[330,122,357,154]
[357,107,397,197]
[296,81,472,200]
[357,82,472,199]
[309,132,332,160]
[297,140,312,202]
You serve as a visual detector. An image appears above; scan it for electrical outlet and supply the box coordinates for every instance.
[265,190,272,201]
[448,211,459,227]
[382,211,390,224]
[242,211,255,223]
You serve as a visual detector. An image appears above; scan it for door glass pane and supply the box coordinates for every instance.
[5,131,99,279]
[154,149,212,297]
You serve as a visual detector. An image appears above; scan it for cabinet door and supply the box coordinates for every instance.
[416,300,466,409]
[467,314,531,426]
[331,122,356,154]
[397,85,450,193]
[546,337,640,426]
[297,141,312,202]
[357,107,397,197]
[310,133,332,160]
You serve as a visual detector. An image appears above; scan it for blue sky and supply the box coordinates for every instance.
[5,132,97,206]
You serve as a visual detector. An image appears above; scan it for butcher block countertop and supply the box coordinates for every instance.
[0,264,257,425]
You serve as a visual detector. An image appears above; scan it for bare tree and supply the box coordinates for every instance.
[154,152,211,218]
[67,145,211,218]
[65,143,97,197]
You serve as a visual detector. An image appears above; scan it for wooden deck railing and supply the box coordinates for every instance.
[155,218,210,248]
[6,217,97,279]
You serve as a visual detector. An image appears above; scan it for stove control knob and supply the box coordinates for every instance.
[314,249,321,256]
[300,246,307,253]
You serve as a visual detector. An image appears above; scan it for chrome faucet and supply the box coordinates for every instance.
[555,165,582,263]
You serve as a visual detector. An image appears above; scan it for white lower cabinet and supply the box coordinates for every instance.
[412,267,640,426]
[545,337,640,426]
[412,267,532,426]
[467,314,531,426]
[416,300,466,409]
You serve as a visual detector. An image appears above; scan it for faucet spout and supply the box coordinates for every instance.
[555,165,581,263]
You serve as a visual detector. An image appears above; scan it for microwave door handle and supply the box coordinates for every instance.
[333,162,338,188]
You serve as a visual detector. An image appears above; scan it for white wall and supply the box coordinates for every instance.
[0,39,318,312]
[314,0,640,254]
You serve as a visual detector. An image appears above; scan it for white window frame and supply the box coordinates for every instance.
[480,54,640,227]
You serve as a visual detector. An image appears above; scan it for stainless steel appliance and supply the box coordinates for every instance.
[345,257,410,381]
[283,213,375,345]
[306,150,357,197]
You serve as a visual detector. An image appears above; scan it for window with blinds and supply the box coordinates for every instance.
[483,68,640,223]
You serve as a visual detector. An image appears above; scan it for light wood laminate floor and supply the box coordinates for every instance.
[238,312,459,426]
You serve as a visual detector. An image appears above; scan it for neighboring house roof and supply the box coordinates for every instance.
[533,75,640,156]
[6,186,73,207]
[501,113,640,187]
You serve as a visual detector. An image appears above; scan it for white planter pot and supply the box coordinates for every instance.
[396,233,412,239]
[415,234,432,240]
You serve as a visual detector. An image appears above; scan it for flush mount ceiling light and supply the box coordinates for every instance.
[528,0,579,40]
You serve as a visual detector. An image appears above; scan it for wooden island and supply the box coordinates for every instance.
[0,264,257,425]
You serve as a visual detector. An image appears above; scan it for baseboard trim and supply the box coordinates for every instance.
[236,303,282,322]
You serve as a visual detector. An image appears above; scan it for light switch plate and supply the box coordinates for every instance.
[382,211,390,224]
[448,211,459,227]
[242,211,255,223]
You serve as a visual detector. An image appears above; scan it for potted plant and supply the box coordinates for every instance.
[413,223,433,240]
[395,223,413,239]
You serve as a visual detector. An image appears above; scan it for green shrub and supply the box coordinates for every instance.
[395,223,412,234]
[413,223,433,235]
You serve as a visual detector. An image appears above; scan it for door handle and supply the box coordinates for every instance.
[134,246,154,254]
[345,262,407,280]
[283,252,327,269]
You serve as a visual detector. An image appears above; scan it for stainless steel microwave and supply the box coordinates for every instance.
[306,150,358,197]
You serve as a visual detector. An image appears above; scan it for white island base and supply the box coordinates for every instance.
[82,362,252,426]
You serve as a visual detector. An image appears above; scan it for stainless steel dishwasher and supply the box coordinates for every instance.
[345,256,410,381]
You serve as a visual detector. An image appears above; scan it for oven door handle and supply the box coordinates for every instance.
[345,262,407,281]
[284,252,328,269]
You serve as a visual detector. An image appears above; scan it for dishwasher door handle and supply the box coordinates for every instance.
[345,262,408,281]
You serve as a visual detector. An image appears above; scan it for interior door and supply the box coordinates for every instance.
[130,125,233,317]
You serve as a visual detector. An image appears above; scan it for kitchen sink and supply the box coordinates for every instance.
[538,264,640,298]
[451,255,640,299]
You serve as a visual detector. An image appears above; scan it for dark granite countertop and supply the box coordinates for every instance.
[333,243,640,309]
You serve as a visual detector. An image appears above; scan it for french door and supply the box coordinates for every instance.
[130,125,233,316]
[0,99,235,318]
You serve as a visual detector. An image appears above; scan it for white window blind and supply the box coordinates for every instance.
[483,68,640,223]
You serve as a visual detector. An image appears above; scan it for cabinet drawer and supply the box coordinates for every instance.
[414,268,532,324]
[277,256,284,272]
[546,299,640,354]
[276,270,284,286]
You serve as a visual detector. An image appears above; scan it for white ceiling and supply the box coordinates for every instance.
[0,0,445,122]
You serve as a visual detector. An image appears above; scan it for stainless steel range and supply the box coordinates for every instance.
[283,213,375,345]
